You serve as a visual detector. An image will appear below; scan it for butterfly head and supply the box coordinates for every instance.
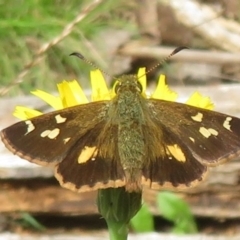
[114,75,143,95]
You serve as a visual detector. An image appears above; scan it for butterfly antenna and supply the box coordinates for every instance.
[71,47,188,80]
[70,52,113,79]
[138,46,188,79]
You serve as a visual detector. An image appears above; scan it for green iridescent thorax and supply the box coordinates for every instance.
[109,76,147,191]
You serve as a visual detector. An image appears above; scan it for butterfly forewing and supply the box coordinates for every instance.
[1,101,109,166]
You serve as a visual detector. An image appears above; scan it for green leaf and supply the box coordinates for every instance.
[130,204,154,232]
[157,192,197,234]
[20,212,46,231]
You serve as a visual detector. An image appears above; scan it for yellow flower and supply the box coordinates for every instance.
[14,70,107,120]
[91,70,111,101]
[13,68,213,120]
[150,72,214,109]
[151,74,178,101]
[13,106,42,120]
[186,91,214,110]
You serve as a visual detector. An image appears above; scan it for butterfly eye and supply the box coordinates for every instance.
[114,81,121,93]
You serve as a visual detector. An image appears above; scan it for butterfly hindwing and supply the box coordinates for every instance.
[0,101,109,166]
[142,124,208,190]
[55,123,125,192]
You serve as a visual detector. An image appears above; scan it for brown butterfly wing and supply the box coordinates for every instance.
[1,101,110,166]
[141,99,240,189]
[55,123,125,192]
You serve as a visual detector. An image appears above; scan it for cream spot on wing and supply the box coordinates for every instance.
[199,127,218,138]
[55,114,67,124]
[41,130,50,138]
[78,146,98,164]
[40,128,60,139]
[25,120,35,135]
[199,127,211,138]
[189,137,195,143]
[166,144,186,162]
[63,137,71,144]
[191,112,203,122]
[208,128,218,136]
[223,117,232,131]
[48,128,60,139]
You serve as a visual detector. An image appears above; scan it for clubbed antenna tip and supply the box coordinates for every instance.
[69,51,99,69]
[70,52,85,60]
[171,46,188,56]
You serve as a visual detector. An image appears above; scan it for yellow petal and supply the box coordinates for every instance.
[91,70,111,101]
[137,68,146,96]
[31,90,63,110]
[65,80,89,104]
[13,106,42,120]
[186,92,214,110]
[57,80,88,107]
[151,75,178,101]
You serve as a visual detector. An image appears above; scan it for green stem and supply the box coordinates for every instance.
[97,188,142,240]
[106,220,128,240]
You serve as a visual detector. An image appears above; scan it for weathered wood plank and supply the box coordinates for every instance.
[0,179,97,215]
[1,167,240,219]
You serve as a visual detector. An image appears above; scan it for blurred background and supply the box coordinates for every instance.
[1,0,240,239]
[1,0,240,96]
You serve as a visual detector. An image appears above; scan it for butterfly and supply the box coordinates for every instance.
[1,51,240,193]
